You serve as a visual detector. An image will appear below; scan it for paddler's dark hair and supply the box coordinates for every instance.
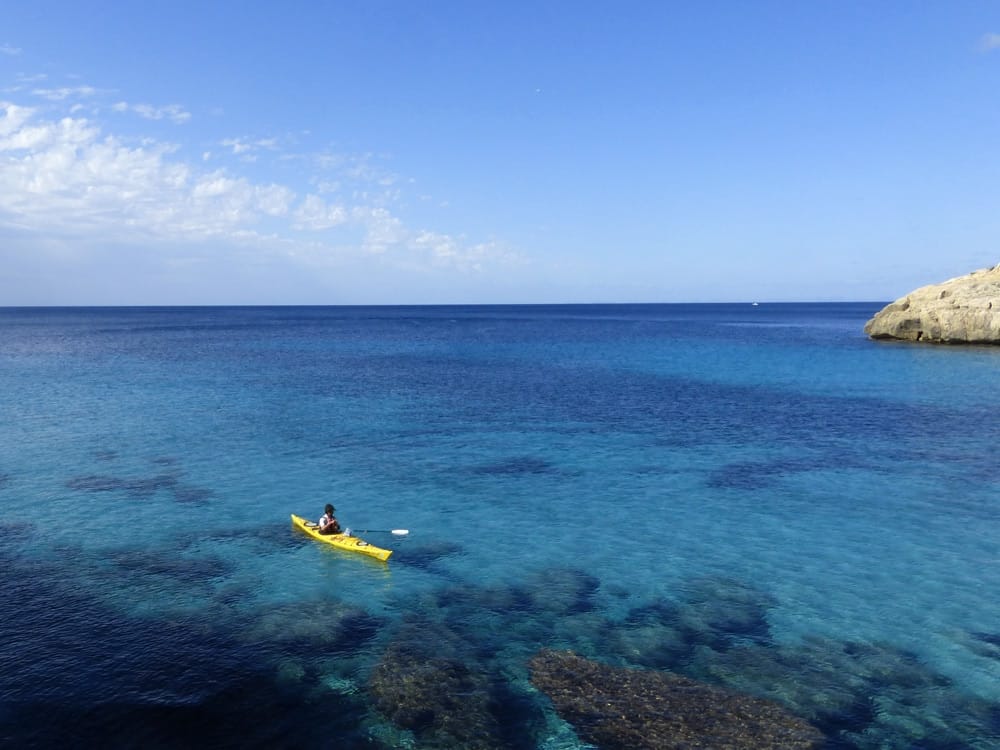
[325,503,335,514]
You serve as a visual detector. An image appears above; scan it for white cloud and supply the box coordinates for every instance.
[293,194,349,230]
[32,86,100,101]
[0,102,282,240]
[1,44,21,56]
[221,136,279,158]
[979,33,1000,52]
[0,94,517,294]
[0,101,34,137]
[413,231,522,271]
[113,101,191,124]
[355,206,406,254]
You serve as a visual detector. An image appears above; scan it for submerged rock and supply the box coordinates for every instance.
[608,577,776,669]
[368,618,546,749]
[519,567,600,616]
[241,599,383,652]
[680,635,1000,750]
[369,642,503,749]
[529,649,823,750]
[864,265,1000,343]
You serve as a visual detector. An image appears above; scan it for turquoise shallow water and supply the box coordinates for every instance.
[1,304,998,748]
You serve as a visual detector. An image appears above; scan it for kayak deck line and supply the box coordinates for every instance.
[290,514,392,562]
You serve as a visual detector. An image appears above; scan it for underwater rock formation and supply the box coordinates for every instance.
[529,649,824,750]
[607,577,776,670]
[368,642,503,749]
[241,598,384,652]
[519,566,600,616]
[368,616,546,749]
[864,264,1000,343]
[684,634,999,749]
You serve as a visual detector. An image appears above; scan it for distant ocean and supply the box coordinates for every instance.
[1,304,998,749]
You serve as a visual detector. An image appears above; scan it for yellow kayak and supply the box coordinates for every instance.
[290,514,393,562]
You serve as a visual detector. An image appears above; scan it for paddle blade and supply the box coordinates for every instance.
[391,529,409,536]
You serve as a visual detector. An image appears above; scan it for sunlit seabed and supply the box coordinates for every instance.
[1,304,998,748]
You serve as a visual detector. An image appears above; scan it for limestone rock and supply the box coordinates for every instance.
[864,265,1000,343]
[529,649,823,750]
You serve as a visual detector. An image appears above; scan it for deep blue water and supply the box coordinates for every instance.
[1,304,998,748]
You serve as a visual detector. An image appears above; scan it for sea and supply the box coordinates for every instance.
[0,303,997,749]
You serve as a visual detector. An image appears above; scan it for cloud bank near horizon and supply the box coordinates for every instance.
[0,80,519,304]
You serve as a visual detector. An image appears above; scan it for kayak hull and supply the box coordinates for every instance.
[291,514,392,561]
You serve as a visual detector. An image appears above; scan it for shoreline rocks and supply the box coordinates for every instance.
[864,265,1000,344]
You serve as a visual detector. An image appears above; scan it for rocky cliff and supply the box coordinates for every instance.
[864,265,1000,343]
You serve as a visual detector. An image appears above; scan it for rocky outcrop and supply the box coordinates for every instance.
[529,649,824,750]
[864,265,1000,343]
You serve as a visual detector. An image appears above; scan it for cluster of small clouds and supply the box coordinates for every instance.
[0,91,514,278]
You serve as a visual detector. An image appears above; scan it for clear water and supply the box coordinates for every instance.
[1,304,998,748]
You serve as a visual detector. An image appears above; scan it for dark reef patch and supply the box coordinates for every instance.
[66,473,129,492]
[207,523,304,550]
[610,576,775,669]
[240,598,385,655]
[172,485,214,503]
[471,455,557,476]
[369,620,544,750]
[6,675,381,750]
[707,458,817,490]
[678,635,993,749]
[391,540,464,571]
[968,631,1000,661]
[150,455,180,466]
[0,548,387,749]
[370,643,504,748]
[530,649,824,749]
[104,547,234,585]
[517,566,600,616]
[66,470,214,505]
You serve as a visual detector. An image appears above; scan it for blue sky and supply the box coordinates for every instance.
[2,2,999,305]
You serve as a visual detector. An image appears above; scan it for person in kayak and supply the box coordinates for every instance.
[318,503,342,535]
